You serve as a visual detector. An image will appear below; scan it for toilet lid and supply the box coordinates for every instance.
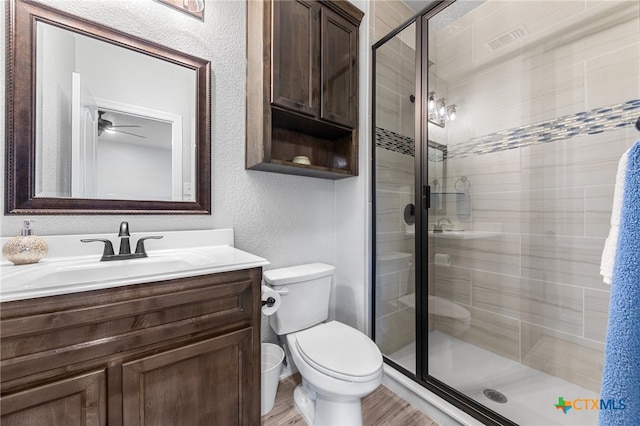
[295,321,382,381]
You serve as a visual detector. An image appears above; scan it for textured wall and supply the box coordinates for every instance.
[1,0,370,342]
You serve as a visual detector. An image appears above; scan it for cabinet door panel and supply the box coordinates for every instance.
[321,8,358,128]
[0,370,106,426]
[122,328,255,426]
[271,0,320,116]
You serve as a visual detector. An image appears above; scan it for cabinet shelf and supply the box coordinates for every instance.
[268,159,352,179]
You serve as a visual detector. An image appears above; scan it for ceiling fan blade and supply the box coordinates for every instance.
[113,129,146,138]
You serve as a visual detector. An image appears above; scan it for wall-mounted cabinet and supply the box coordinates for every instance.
[247,0,363,179]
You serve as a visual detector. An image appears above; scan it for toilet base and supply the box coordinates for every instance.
[293,383,316,425]
[293,381,364,426]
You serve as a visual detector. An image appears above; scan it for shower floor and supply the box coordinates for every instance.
[389,331,599,425]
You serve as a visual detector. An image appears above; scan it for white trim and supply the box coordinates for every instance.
[93,97,184,201]
[71,72,82,197]
[382,365,484,426]
[71,72,98,198]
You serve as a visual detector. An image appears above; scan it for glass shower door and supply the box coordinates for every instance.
[373,21,418,374]
[423,1,639,425]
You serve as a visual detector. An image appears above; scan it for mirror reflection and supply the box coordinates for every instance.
[34,21,197,202]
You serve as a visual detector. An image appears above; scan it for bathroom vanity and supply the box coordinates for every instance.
[0,230,268,426]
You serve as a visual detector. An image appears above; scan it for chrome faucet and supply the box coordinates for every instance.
[118,221,131,255]
[81,221,163,261]
[433,217,452,233]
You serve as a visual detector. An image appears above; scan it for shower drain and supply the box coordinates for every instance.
[483,388,508,404]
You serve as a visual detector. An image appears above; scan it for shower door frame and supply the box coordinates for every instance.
[371,2,517,425]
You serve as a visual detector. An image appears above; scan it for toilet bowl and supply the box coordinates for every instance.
[264,263,383,426]
[429,295,471,335]
[286,321,383,425]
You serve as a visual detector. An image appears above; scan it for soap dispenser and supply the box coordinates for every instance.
[2,219,49,265]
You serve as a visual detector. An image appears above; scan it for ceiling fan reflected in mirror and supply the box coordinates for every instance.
[98,110,146,138]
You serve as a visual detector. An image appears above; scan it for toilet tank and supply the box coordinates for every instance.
[264,263,335,335]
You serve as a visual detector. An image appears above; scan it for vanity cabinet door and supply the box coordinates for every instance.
[271,0,320,117]
[122,328,256,426]
[0,370,106,426]
[320,7,358,128]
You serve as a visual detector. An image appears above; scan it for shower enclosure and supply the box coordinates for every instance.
[372,1,640,424]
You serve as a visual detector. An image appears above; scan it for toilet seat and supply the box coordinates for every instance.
[294,321,382,383]
[428,296,471,320]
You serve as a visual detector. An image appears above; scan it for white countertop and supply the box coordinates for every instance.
[0,229,269,302]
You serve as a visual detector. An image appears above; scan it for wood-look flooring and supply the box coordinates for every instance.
[262,374,439,426]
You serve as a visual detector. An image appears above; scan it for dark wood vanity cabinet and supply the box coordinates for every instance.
[247,0,363,179]
[0,268,262,426]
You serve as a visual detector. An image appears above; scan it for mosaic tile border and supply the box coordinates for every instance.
[375,127,415,157]
[375,128,446,162]
[449,99,640,159]
[376,99,640,159]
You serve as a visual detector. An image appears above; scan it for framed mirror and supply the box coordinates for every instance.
[6,0,211,214]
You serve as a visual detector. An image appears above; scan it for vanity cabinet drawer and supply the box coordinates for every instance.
[1,269,258,385]
[0,267,262,425]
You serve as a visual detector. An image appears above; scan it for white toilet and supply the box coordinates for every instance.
[264,263,383,426]
[429,295,471,335]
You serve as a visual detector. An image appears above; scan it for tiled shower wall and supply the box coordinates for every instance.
[375,147,416,355]
[432,0,640,393]
[374,0,640,393]
[435,125,638,393]
[372,0,417,355]
[371,1,416,139]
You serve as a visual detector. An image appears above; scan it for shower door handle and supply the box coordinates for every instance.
[423,185,430,209]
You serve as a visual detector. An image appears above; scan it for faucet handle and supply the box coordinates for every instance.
[134,236,163,256]
[118,221,130,237]
[81,238,115,259]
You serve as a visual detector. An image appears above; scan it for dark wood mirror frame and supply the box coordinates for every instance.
[5,0,211,214]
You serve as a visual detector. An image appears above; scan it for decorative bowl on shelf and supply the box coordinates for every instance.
[292,155,311,165]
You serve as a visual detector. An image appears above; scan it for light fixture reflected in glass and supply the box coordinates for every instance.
[427,91,458,128]
[437,98,447,118]
[447,105,457,121]
[428,92,436,112]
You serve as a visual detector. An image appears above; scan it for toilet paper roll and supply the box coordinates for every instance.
[261,285,281,316]
[434,253,451,267]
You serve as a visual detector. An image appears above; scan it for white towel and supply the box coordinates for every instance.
[600,147,630,284]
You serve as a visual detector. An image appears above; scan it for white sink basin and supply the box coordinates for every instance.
[428,230,501,239]
[2,250,213,289]
[0,229,269,302]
